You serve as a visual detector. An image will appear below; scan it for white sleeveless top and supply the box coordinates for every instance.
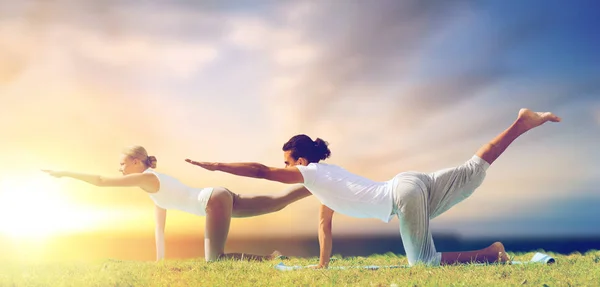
[296,163,395,222]
[143,168,213,216]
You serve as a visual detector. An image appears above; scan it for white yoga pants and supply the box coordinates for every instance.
[391,155,490,266]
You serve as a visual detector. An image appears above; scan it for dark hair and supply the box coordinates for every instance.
[282,134,331,163]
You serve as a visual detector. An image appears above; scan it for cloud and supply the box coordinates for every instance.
[0,1,224,83]
[225,15,321,69]
[256,2,536,148]
[257,0,599,141]
[226,17,278,50]
[264,1,476,125]
[71,30,220,78]
[262,0,600,177]
[0,18,41,84]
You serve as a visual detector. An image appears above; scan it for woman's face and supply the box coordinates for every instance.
[119,154,144,175]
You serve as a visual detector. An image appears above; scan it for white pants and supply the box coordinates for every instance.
[391,155,490,266]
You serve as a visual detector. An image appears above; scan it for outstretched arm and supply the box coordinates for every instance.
[317,204,334,268]
[42,170,157,190]
[185,159,304,184]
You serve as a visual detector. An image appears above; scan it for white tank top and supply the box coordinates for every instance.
[143,169,212,216]
[296,163,395,222]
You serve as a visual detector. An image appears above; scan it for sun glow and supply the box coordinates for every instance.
[0,173,106,239]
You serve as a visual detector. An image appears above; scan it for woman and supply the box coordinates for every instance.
[43,145,311,262]
[185,108,561,268]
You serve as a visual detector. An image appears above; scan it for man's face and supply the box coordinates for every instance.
[283,150,308,167]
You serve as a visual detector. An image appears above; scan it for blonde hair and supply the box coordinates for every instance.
[123,145,157,169]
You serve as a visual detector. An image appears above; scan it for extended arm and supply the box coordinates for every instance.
[42,170,157,191]
[185,159,304,184]
[318,204,334,268]
[155,205,167,261]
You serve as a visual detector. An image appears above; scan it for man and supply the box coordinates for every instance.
[185,108,561,268]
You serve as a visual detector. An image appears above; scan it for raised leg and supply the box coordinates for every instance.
[476,108,561,165]
[435,109,560,265]
[231,185,311,218]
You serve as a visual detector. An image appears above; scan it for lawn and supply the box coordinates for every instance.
[1,250,598,286]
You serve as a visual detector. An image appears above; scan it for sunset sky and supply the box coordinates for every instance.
[0,0,599,251]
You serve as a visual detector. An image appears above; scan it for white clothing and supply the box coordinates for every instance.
[296,163,395,223]
[391,155,490,266]
[144,168,213,216]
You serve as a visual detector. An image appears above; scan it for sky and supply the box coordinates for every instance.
[0,0,599,249]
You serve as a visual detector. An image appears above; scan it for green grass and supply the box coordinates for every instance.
[1,250,598,286]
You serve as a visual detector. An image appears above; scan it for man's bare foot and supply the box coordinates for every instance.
[517,108,562,131]
[486,242,511,263]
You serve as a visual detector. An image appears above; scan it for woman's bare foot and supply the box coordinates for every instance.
[486,242,511,263]
[266,250,287,260]
[517,108,562,131]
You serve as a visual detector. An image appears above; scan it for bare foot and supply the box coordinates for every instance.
[487,242,511,263]
[266,250,286,260]
[517,108,562,131]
